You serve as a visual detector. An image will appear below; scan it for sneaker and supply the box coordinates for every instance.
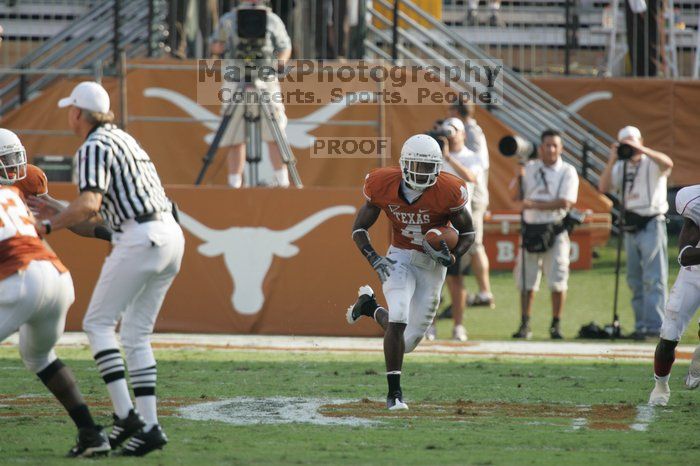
[425,323,437,341]
[67,426,110,458]
[121,425,168,457]
[512,324,532,339]
[453,324,468,342]
[387,392,409,411]
[550,326,563,340]
[346,285,377,325]
[109,409,146,449]
[685,346,700,390]
[467,294,495,309]
[648,379,670,406]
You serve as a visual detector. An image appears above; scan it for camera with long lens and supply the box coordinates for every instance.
[616,143,635,161]
[498,135,538,164]
[235,7,273,81]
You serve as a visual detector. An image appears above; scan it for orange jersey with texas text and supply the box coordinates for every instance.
[363,166,469,251]
[0,187,66,281]
[14,164,49,199]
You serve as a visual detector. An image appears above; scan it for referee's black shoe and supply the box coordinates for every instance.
[121,425,168,457]
[109,409,145,449]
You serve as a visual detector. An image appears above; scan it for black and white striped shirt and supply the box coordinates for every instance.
[77,124,171,230]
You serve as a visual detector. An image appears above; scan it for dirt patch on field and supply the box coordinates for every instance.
[0,394,189,418]
[319,399,638,431]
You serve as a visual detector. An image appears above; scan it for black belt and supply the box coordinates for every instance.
[134,212,162,224]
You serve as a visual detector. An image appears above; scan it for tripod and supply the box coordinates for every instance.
[195,74,302,187]
[610,160,628,339]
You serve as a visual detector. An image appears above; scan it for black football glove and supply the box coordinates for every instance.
[366,251,396,283]
[422,238,455,267]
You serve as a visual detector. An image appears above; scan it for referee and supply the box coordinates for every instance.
[35,81,185,457]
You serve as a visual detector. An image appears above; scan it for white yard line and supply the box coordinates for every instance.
[0,332,695,362]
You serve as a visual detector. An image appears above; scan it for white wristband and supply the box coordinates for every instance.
[352,228,369,240]
[678,245,693,267]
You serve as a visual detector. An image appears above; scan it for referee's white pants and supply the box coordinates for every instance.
[83,214,185,371]
[0,261,74,373]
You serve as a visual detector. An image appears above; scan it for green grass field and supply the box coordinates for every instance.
[1,240,698,465]
[0,348,697,465]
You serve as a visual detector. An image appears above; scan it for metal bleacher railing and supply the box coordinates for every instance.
[0,0,169,117]
[441,0,700,78]
[366,0,616,189]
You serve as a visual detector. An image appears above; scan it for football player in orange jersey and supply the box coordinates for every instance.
[346,134,475,410]
[0,129,49,198]
[0,186,110,457]
[0,129,114,242]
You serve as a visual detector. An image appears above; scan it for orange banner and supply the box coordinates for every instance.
[49,184,387,336]
[532,78,700,187]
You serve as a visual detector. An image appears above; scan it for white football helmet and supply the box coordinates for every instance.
[399,134,442,191]
[0,129,27,185]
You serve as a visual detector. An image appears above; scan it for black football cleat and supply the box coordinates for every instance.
[109,409,146,449]
[121,425,168,457]
[346,285,378,324]
[67,426,110,458]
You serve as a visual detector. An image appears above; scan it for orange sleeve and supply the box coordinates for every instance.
[362,170,380,206]
[446,176,469,212]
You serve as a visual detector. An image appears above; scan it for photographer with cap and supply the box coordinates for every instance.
[448,99,494,309]
[433,117,487,341]
[210,0,292,188]
[598,126,673,340]
[510,129,579,339]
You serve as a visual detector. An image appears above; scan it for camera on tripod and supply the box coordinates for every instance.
[235,6,274,81]
[616,143,635,161]
[498,135,538,164]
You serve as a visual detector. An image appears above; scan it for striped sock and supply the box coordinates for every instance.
[94,348,133,419]
[131,365,158,429]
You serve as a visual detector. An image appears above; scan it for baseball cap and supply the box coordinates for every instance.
[442,117,465,133]
[617,126,642,142]
[58,81,110,113]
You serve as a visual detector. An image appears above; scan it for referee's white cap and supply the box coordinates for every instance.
[58,81,110,113]
[617,125,642,142]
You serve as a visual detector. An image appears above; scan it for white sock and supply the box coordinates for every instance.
[273,168,289,187]
[107,379,134,419]
[228,173,243,188]
[654,374,670,384]
[135,395,158,430]
[478,291,493,299]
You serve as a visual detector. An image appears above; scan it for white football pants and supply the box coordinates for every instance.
[660,265,700,341]
[82,213,185,370]
[0,260,74,372]
[383,246,447,353]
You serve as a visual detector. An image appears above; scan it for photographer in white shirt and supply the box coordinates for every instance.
[598,126,673,340]
[510,129,579,339]
[437,118,492,341]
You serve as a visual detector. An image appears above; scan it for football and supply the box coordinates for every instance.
[424,226,459,252]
